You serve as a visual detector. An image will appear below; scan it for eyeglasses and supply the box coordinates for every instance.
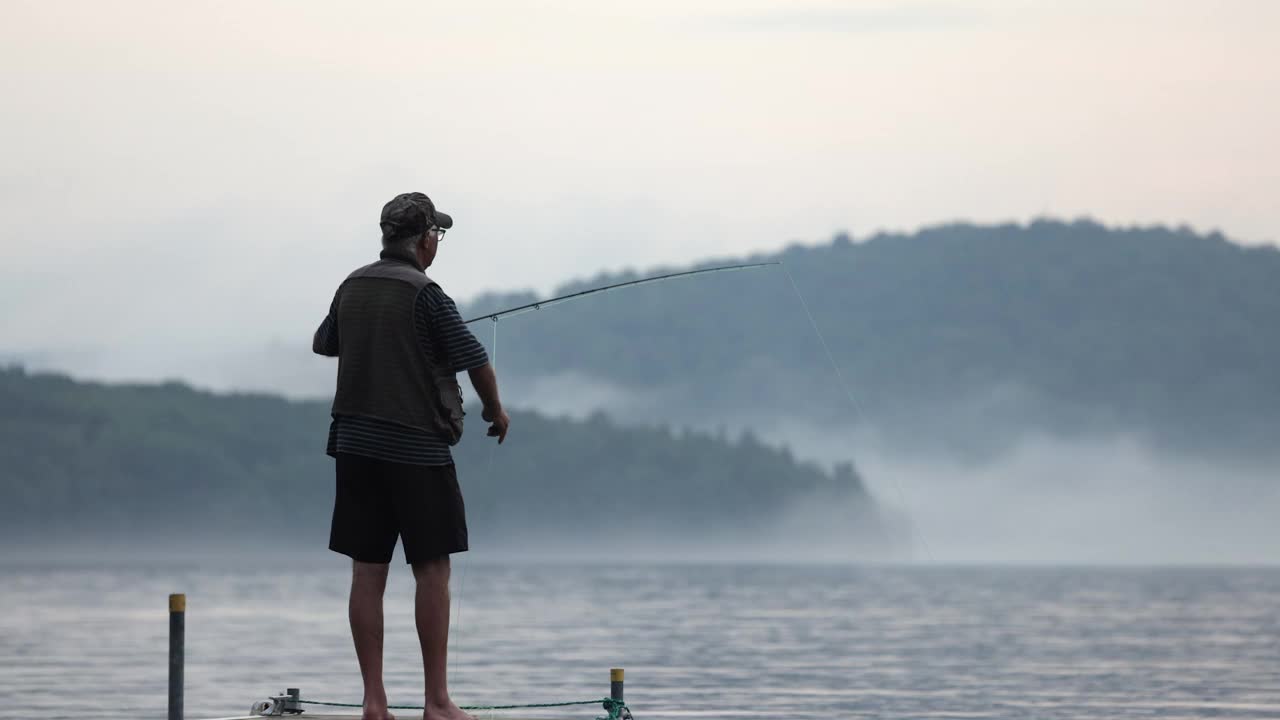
[429,226,447,241]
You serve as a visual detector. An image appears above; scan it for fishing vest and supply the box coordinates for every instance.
[330,253,465,444]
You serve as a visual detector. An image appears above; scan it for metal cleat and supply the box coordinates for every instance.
[251,688,303,716]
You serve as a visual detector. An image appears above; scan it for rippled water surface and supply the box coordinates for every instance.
[2,562,1279,719]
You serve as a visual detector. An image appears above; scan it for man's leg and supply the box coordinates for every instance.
[350,560,394,720]
[412,556,472,720]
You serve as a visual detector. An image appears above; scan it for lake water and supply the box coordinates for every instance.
[2,561,1279,720]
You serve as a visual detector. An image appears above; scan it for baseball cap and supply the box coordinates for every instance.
[379,192,454,240]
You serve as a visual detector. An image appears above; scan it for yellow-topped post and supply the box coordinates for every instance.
[169,593,185,720]
[610,668,624,704]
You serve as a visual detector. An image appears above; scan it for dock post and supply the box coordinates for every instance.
[169,593,185,720]
[610,667,624,703]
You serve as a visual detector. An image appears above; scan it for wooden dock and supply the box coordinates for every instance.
[169,595,629,720]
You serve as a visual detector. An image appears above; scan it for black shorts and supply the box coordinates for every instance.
[329,453,469,564]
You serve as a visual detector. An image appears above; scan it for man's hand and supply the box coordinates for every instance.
[482,405,510,444]
[468,363,507,442]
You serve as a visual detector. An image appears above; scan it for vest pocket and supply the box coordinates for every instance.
[434,374,465,445]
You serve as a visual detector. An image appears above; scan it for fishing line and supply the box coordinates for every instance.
[778,263,865,420]
[450,318,499,677]
[777,262,934,563]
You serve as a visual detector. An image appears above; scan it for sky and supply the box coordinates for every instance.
[1,0,1278,388]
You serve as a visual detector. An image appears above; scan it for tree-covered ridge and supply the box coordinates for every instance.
[0,368,883,553]
[462,219,1280,453]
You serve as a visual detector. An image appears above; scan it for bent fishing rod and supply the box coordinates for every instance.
[460,257,926,556]
[460,261,784,475]
[463,261,781,325]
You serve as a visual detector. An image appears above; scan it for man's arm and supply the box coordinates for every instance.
[420,285,510,443]
[467,363,509,443]
[313,291,340,357]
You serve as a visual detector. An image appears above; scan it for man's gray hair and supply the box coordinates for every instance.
[382,227,422,254]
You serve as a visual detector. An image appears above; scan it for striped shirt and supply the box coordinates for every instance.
[314,281,489,466]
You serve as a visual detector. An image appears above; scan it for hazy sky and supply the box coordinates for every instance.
[2,0,1277,387]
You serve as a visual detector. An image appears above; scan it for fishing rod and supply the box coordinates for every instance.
[463,261,781,325]
[460,255,930,559]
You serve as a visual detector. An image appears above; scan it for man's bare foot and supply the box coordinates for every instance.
[422,700,475,720]
[361,706,395,720]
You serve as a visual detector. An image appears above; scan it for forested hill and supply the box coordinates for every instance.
[462,220,1280,455]
[0,368,887,557]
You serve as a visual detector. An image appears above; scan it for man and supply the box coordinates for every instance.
[313,192,509,720]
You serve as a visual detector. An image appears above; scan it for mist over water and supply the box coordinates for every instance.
[730,428,1280,565]
[491,371,1280,566]
[860,436,1280,565]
